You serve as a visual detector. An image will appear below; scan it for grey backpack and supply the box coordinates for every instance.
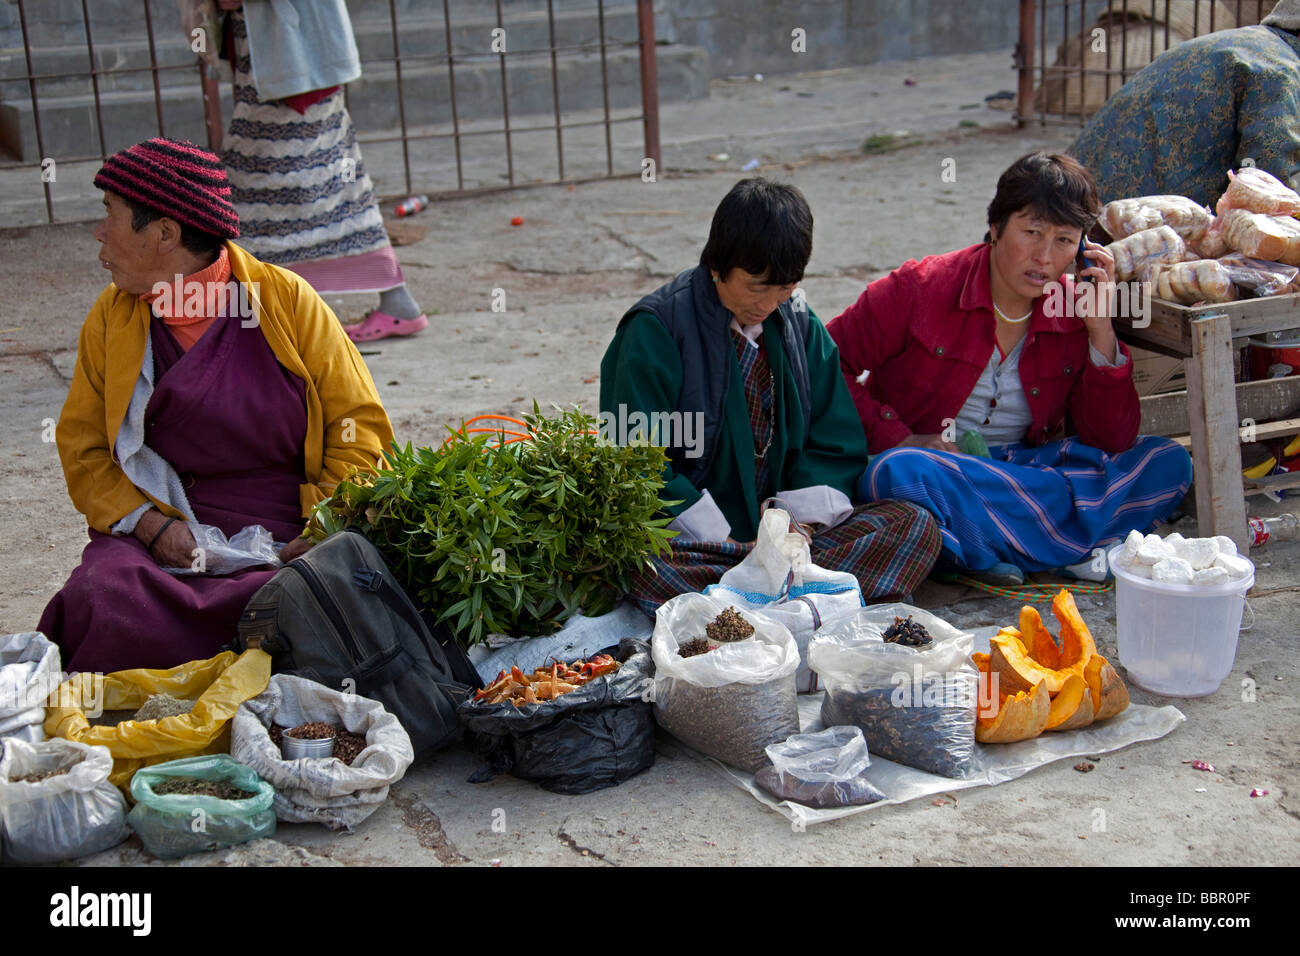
[236,529,481,755]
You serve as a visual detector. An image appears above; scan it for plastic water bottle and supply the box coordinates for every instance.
[395,194,429,217]
[1247,513,1300,547]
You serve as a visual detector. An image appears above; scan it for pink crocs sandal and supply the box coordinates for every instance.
[345,311,429,343]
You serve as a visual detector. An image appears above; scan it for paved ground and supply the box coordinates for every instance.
[1,51,1296,866]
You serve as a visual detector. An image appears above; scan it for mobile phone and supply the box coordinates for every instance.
[1076,237,1093,283]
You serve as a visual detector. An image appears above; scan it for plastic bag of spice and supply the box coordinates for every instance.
[0,632,62,743]
[652,594,800,773]
[704,508,862,692]
[809,604,978,779]
[458,638,655,794]
[0,737,129,863]
[44,649,272,795]
[232,674,414,828]
[127,754,275,860]
[753,726,885,809]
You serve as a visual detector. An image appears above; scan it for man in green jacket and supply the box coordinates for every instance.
[600,178,941,612]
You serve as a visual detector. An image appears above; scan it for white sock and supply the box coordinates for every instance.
[378,284,422,319]
[1060,557,1109,582]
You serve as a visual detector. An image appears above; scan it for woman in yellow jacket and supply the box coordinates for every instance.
[39,138,394,673]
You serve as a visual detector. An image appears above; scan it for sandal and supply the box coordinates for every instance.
[345,310,428,343]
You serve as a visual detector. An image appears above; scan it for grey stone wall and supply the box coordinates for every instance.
[654,0,1028,77]
[3,0,1109,75]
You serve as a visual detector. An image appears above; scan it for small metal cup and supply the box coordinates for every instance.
[281,730,335,760]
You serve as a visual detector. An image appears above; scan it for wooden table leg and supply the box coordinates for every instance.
[1184,313,1249,551]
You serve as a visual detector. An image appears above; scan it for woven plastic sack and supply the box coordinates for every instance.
[232,674,414,828]
[45,649,271,795]
[704,508,862,692]
[0,737,128,863]
[652,593,800,772]
[127,754,275,860]
[0,632,62,742]
[809,604,978,779]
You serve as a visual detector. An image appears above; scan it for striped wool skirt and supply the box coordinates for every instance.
[221,11,404,294]
[860,436,1193,573]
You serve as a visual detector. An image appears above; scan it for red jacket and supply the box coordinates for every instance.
[826,243,1140,454]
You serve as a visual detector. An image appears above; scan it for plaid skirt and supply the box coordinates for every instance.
[623,500,941,616]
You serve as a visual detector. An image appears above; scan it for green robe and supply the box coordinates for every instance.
[599,308,870,542]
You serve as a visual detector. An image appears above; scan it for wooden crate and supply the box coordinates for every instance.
[1114,292,1300,359]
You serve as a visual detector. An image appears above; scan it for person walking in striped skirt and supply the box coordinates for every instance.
[827,152,1192,585]
[215,0,427,343]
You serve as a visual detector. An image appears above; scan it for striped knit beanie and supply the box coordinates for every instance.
[94,138,240,239]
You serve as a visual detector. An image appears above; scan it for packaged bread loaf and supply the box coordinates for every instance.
[1144,259,1235,305]
[1099,195,1212,242]
[1215,167,1300,218]
[1216,253,1299,298]
[1105,225,1186,281]
[1188,217,1229,258]
[1219,209,1300,266]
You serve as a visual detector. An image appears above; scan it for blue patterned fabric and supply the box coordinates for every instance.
[860,436,1192,572]
[1069,25,1300,205]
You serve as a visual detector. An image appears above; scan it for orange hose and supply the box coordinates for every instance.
[438,416,602,448]
[465,414,530,429]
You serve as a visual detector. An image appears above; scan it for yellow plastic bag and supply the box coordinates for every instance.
[44,650,271,795]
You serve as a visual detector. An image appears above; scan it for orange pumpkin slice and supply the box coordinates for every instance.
[992,592,1098,695]
[1044,674,1095,731]
[974,654,1050,743]
[1019,606,1062,670]
[990,628,1073,695]
[1053,590,1097,673]
[1085,653,1130,721]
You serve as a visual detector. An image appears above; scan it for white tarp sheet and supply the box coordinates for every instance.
[697,627,1186,826]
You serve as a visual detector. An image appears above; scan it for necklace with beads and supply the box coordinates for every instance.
[993,302,1032,324]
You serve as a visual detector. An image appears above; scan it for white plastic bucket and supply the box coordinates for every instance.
[1108,545,1254,697]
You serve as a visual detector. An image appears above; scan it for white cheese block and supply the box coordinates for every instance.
[1192,567,1230,586]
[1118,528,1145,564]
[1180,537,1220,570]
[1136,535,1175,566]
[1213,552,1254,580]
[1151,556,1195,584]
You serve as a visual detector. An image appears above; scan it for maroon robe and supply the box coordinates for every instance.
[38,309,309,673]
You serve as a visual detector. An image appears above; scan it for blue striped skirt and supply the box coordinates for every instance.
[859,436,1192,572]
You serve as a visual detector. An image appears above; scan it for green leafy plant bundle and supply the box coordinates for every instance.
[307,404,677,647]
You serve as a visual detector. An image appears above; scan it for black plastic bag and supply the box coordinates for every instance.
[458,639,655,795]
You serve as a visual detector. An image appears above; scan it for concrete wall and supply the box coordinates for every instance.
[654,0,1028,78]
[2,1,1106,75]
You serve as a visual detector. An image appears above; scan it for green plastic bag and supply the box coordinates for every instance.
[127,755,275,860]
[957,429,991,458]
